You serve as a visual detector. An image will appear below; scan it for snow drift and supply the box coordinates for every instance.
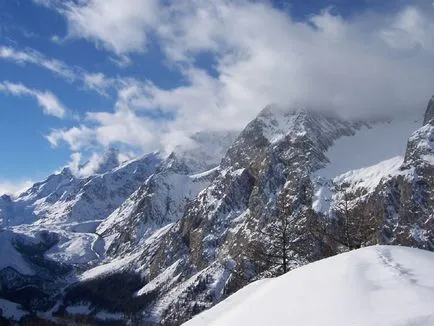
[184,246,434,326]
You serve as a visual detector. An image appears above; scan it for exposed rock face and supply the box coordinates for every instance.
[383,120,434,248]
[0,152,161,227]
[122,108,431,325]
[1,102,433,325]
[0,151,162,323]
[328,121,434,253]
[66,109,381,324]
[97,130,239,257]
[424,96,434,125]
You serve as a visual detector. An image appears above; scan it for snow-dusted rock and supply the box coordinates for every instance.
[0,151,160,227]
[98,130,238,257]
[424,96,434,125]
[1,99,433,325]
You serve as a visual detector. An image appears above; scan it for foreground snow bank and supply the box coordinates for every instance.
[184,246,434,326]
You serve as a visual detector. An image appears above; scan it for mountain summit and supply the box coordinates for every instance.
[424,96,434,125]
[0,100,432,325]
[95,147,121,174]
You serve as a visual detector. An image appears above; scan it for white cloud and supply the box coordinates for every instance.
[67,152,104,177]
[153,1,434,117]
[48,111,159,152]
[46,125,95,149]
[64,0,160,54]
[32,0,57,7]
[83,72,114,96]
[41,1,434,156]
[50,35,64,44]
[0,45,118,97]
[0,180,33,197]
[0,81,67,118]
[380,6,434,51]
[0,46,76,81]
[108,54,133,68]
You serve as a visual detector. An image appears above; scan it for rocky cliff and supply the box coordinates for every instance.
[0,101,432,325]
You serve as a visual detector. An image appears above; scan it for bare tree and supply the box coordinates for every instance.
[256,197,313,276]
[328,187,379,251]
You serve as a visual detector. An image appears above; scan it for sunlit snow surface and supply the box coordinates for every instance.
[312,156,407,214]
[312,114,421,214]
[184,246,434,326]
[318,115,420,179]
[0,230,34,275]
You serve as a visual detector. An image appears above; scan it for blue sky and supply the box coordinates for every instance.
[0,0,433,194]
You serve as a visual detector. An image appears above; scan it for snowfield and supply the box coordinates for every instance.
[184,246,434,326]
[0,230,34,276]
[318,115,421,179]
[312,156,406,215]
[311,114,422,215]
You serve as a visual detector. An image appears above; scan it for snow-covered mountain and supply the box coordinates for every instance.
[121,106,430,325]
[0,98,433,325]
[184,245,434,326]
[0,130,239,324]
[0,149,161,227]
[97,130,238,256]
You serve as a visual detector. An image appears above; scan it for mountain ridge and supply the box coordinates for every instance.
[0,101,432,325]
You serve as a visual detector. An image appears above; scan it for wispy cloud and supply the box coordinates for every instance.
[380,6,434,51]
[46,125,96,150]
[0,46,76,81]
[0,179,33,197]
[83,72,114,97]
[0,81,67,118]
[67,152,103,178]
[0,45,116,96]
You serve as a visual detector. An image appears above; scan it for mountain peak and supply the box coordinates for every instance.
[423,95,434,125]
[0,194,12,202]
[95,147,120,174]
[60,166,73,177]
[257,104,307,121]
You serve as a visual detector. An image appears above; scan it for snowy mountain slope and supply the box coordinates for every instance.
[7,223,104,268]
[0,150,160,227]
[313,116,433,248]
[221,106,358,171]
[98,168,218,256]
[0,230,35,276]
[97,130,238,257]
[310,112,422,215]
[0,298,27,321]
[424,95,434,125]
[1,100,433,325]
[129,106,432,324]
[0,131,238,323]
[318,114,421,178]
[184,246,434,326]
[0,150,162,323]
[83,108,376,324]
[312,156,405,214]
[0,228,74,317]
